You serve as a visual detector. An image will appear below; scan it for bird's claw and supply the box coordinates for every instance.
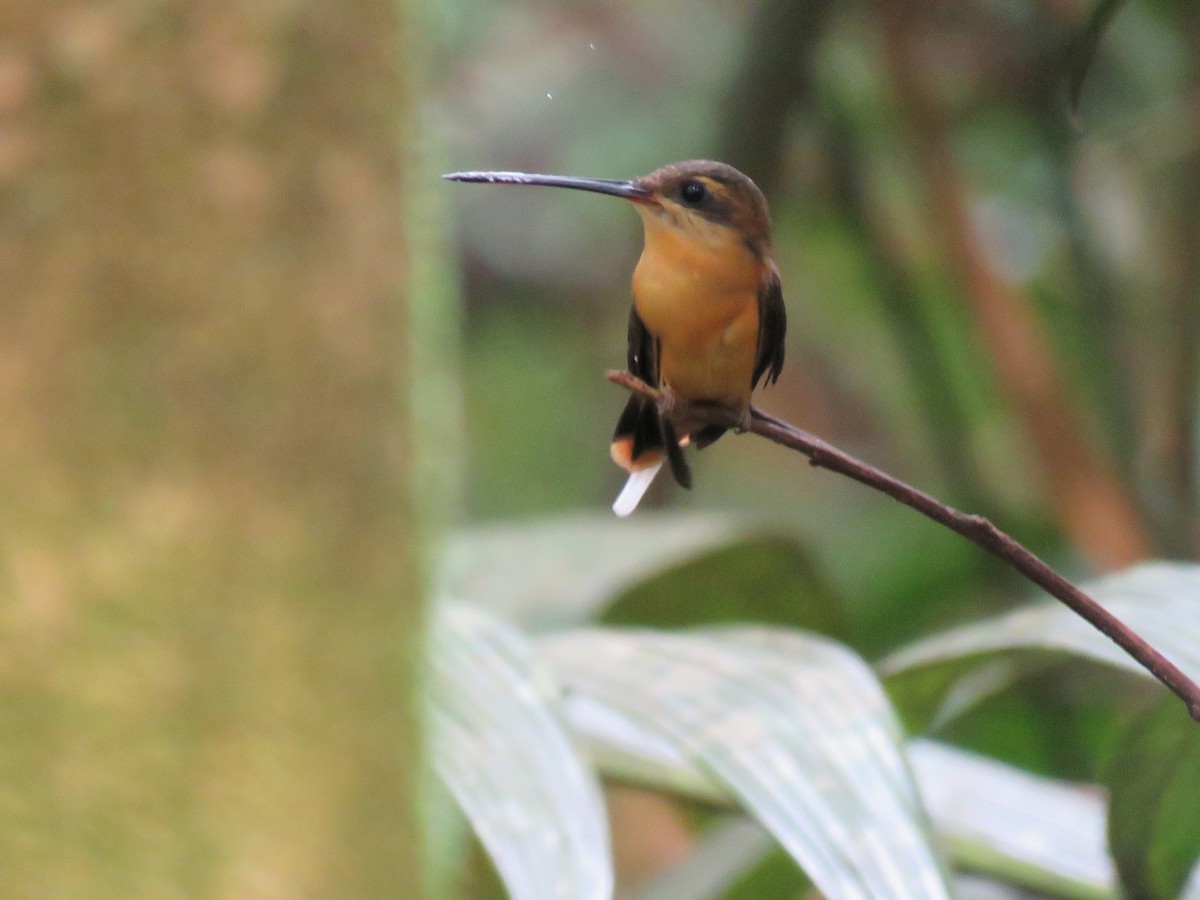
[656,387,678,417]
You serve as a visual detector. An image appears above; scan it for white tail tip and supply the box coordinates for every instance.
[612,460,664,517]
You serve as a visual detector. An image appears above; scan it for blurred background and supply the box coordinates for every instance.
[436,0,1198,662]
[1,0,1197,895]
[432,0,1199,889]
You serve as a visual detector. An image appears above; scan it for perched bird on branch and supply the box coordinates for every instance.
[445,161,786,515]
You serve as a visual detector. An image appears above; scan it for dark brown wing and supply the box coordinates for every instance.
[627,304,657,385]
[613,306,692,488]
[752,261,786,389]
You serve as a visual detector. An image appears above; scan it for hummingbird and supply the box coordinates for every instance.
[445,161,786,515]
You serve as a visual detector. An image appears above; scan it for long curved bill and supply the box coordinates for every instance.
[443,170,652,201]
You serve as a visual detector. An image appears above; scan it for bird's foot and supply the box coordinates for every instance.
[656,386,678,418]
[677,398,748,434]
[733,407,752,434]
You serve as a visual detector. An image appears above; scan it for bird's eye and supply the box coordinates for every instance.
[680,180,706,204]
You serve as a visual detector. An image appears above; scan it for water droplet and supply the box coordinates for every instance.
[588,42,596,50]
[546,92,553,100]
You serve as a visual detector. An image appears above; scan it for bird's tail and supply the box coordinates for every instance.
[612,461,663,517]
[609,393,691,516]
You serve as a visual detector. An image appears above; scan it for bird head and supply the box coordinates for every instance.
[444,159,772,257]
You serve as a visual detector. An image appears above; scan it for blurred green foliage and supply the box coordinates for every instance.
[435,0,1200,892]
[1108,694,1200,899]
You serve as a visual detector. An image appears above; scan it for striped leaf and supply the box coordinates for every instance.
[435,514,839,634]
[556,642,1129,898]
[878,562,1200,899]
[880,563,1200,715]
[435,515,752,631]
[540,627,952,900]
[427,604,612,900]
[910,740,1115,900]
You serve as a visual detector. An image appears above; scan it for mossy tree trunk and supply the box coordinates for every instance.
[0,1,424,895]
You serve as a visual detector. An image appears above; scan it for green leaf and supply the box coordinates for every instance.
[558,646,1125,897]
[541,627,953,899]
[911,740,1115,900]
[437,513,841,633]
[880,562,1200,727]
[437,514,762,630]
[605,536,844,634]
[1106,694,1200,900]
[427,604,612,900]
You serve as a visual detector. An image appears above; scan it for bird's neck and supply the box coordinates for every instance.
[632,213,764,310]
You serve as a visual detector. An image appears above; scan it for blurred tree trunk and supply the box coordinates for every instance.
[0,2,424,896]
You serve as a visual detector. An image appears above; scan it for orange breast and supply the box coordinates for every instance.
[631,214,762,406]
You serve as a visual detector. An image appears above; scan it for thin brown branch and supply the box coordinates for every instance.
[607,369,1200,723]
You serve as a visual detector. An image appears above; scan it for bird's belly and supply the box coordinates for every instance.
[660,317,757,406]
[633,258,760,407]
